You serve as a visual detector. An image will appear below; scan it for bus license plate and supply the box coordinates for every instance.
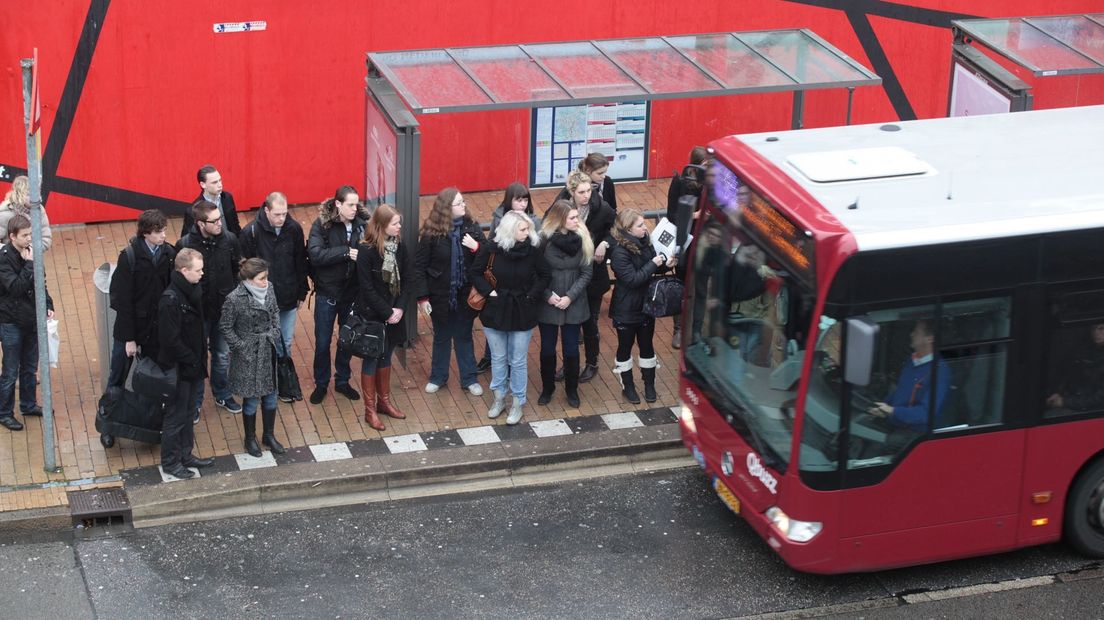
[713,477,741,514]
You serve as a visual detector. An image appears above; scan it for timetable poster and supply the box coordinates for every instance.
[530,101,649,188]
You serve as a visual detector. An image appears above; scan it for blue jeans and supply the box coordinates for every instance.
[192,317,232,410]
[0,323,39,417]
[313,294,353,388]
[429,309,477,387]
[484,327,532,403]
[538,322,581,359]
[277,307,298,358]
[242,392,278,417]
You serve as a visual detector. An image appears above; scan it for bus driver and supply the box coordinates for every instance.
[868,319,951,433]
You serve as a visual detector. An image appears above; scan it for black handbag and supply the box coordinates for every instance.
[128,354,178,400]
[338,310,387,359]
[643,276,685,318]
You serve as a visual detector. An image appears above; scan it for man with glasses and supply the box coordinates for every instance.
[240,191,309,401]
[176,200,242,422]
[182,165,242,236]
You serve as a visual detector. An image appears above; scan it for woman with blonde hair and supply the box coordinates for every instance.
[609,209,677,404]
[469,211,551,425]
[354,204,412,431]
[535,200,593,407]
[0,176,52,250]
[414,187,485,395]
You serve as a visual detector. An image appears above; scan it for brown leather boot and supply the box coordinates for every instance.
[375,366,407,419]
[360,373,384,431]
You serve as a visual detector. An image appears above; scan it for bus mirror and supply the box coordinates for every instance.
[844,316,879,386]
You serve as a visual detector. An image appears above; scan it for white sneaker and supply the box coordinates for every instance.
[465,383,483,396]
[506,399,524,425]
[424,383,442,394]
[488,390,507,419]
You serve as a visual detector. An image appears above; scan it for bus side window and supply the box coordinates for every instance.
[935,297,1011,429]
[1043,291,1104,419]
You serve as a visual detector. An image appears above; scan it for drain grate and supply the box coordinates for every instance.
[68,487,132,529]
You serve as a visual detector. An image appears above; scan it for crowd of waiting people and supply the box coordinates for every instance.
[0,153,691,479]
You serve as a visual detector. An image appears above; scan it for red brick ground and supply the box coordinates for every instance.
[0,179,680,510]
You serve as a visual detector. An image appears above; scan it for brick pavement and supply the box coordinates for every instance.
[0,178,681,510]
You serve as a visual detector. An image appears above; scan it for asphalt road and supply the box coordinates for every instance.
[1,468,1101,619]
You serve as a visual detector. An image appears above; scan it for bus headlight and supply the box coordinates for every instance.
[679,405,697,435]
[766,507,822,543]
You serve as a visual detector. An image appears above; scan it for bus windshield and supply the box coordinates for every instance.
[681,162,816,472]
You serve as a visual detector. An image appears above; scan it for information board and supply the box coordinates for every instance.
[530,101,649,188]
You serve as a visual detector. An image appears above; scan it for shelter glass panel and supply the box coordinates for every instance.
[738,31,870,84]
[525,42,646,98]
[381,50,491,108]
[668,34,794,89]
[594,38,721,93]
[450,46,568,103]
[1025,16,1104,66]
[961,19,1099,71]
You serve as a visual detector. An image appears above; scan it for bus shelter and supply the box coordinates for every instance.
[950,14,1104,115]
[363,29,881,340]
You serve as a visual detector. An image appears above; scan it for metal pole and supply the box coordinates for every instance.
[791,91,805,130]
[21,58,57,473]
[846,87,855,126]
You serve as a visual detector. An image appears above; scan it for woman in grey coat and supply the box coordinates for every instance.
[219,258,286,457]
[536,200,593,408]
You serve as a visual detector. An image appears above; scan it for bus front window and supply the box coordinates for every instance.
[684,212,812,472]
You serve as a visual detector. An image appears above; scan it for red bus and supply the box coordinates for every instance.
[677,105,1104,573]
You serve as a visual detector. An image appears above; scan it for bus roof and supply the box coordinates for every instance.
[729,105,1104,252]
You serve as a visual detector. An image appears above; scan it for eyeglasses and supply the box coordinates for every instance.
[204,216,223,225]
[452,199,467,207]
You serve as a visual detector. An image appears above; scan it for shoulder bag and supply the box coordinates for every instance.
[643,276,685,318]
[338,309,387,359]
[128,354,178,401]
[467,253,497,311]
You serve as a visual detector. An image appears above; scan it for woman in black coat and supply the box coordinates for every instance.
[609,209,677,405]
[469,211,551,425]
[354,204,411,431]
[415,188,486,395]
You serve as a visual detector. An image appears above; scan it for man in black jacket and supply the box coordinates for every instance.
[106,210,175,388]
[181,165,242,236]
[240,191,309,401]
[0,215,54,431]
[177,200,242,420]
[306,187,367,404]
[157,248,214,479]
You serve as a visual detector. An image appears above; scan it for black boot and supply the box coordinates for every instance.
[563,357,581,408]
[580,336,601,383]
[537,356,556,405]
[640,366,658,403]
[261,407,286,455]
[243,413,262,457]
[614,359,640,405]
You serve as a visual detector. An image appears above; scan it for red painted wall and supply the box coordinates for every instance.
[2,1,1102,224]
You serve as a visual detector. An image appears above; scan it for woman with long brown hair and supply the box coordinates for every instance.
[415,187,486,395]
[354,204,412,431]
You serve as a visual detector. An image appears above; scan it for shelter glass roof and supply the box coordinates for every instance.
[368,29,880,114]
[955,15,1104,76]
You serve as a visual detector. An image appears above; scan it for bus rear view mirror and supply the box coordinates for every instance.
[845,316,879,386]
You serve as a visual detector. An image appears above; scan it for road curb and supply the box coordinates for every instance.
[0,505,73,540]
[127,424,692,528]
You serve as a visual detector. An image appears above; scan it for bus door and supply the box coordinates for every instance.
[805,296,1023,568]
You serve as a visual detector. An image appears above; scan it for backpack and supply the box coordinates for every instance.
[643,276,685,318]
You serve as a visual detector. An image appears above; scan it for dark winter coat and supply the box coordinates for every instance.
[239,211,310,310]
[609,234,669,325]
[549,189,616,296]
[219,283,280,398]
[157,272,207,382]
[0,242,53,328]
[354,242,412,346]
[469,239,551,332]
[175,228,241,323]
[307,207,367,301]
[109,237,175,352]
[414,218,485,318]
[537,232,592,326]
[182,190,242,236]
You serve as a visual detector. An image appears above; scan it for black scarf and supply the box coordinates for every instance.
[549,231,582,256]
[170,271,203,310]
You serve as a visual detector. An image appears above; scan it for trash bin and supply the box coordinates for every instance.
[93,262,117,392]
